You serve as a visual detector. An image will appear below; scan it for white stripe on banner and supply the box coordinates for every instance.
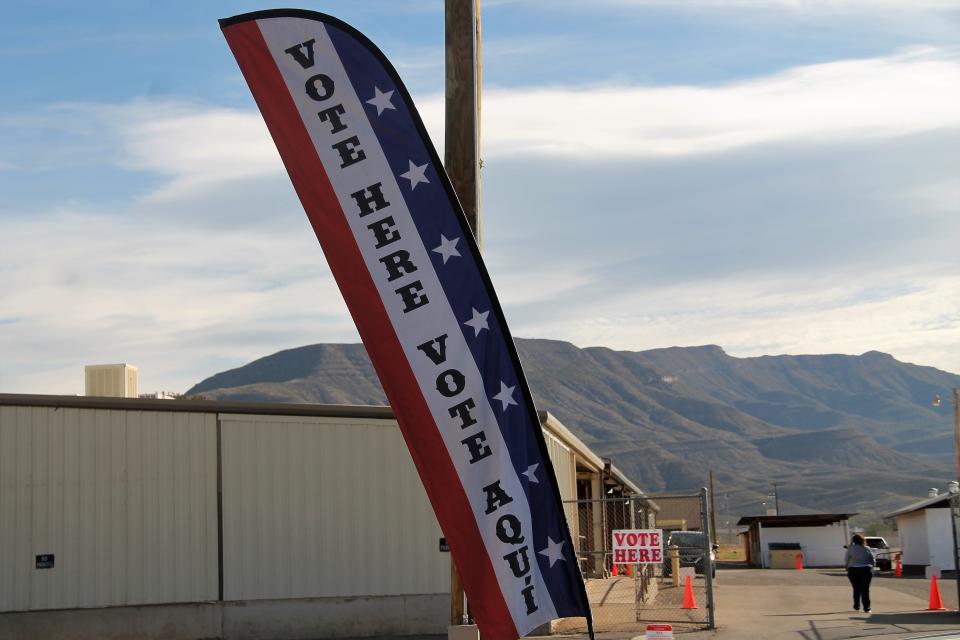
[257,17,559,634]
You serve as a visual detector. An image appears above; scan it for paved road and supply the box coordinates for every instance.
[692,568,960,639]
[577,568,960,640]
[347,568,960,640]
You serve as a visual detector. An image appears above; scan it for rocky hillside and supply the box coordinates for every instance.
[187,339,960,522]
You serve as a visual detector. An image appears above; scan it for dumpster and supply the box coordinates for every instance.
[768,542,802,569]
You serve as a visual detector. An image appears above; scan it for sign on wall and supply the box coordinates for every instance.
[613,529,663,564]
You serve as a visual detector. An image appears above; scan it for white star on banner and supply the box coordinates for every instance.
[366,86,396,115]
[463,308,489,337]
[492,381,518,410]
[523,463,540,483]
[399,160,430,190]
[432,234,461,264]
[538,537,566,568]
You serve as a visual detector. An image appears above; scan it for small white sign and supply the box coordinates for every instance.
[926,565,942,579]
[612,529,664,564]
[645,623,674,639]
[679,566,696,582]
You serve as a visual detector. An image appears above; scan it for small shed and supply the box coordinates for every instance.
[885,486,957,575]
[738,514,854,568]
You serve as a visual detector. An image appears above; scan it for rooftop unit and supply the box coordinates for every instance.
[84,363,138,398]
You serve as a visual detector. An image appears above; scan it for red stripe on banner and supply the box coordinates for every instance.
[222,21,517,640]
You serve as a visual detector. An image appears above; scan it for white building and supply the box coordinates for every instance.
[84,363,138,397]
[738,514,853,568]
[885,485,958,575]
[138,391,182,399]
[0,393,650,640]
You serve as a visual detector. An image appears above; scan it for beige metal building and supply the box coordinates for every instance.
[84,364,138,397]
[0,393,648,640]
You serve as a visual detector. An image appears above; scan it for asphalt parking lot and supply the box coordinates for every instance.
[346,568,960,640]
[588,568,960,640]
[698,568,960,639]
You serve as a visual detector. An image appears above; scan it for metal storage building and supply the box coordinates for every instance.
[737,514,853,568]
[885,486,958,575]
[0,394,647,640]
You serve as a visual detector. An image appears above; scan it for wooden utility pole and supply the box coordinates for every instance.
[445,0,482,247]
[445,0,481,627]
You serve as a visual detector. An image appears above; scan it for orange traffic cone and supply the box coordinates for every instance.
[895,554,902,577]
[682,575,697,609]
[929,576,946,610]
[625,564,632,577]
[611,562,619,577]
[795,553,803,571]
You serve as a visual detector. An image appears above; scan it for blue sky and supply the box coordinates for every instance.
[2,0,959,394]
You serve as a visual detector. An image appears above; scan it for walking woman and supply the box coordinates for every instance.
[845,534,876,612]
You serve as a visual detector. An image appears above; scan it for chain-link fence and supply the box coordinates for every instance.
[556,489,715,633]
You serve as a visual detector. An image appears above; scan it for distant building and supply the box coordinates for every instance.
[738,513,854,568]
[654,495,703,533]
[138,391,181,400]
[84,364,138,397]
[885,483,958,574]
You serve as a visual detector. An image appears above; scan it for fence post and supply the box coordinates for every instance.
[951,493,960,611]
[669,544,680,586]
[700,487,716,629]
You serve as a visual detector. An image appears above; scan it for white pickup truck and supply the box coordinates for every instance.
[864,536,893,571]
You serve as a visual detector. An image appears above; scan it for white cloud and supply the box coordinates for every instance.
[3,47,960,395]
[107,102,282,191]
[467,47,960,158]
[509,268,960,373]
[597,0,960,9]
[3,44,946,196]
[0,198,356,394]
[59,47,960,183]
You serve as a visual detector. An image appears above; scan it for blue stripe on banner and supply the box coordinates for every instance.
[326,24,589,620]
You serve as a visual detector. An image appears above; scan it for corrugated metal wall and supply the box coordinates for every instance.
[0,406,219,612]
[0,403,600,612]
[543,428,578,546]
[543,429,575,502]
[220,414,449,601]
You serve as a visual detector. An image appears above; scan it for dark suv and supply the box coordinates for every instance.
[662,531,717,578]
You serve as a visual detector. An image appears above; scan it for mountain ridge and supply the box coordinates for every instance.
[187,339,960,522]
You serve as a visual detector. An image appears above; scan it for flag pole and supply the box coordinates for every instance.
[446,0,482,629]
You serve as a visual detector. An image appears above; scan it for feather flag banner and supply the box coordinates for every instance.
[220,10,593,638]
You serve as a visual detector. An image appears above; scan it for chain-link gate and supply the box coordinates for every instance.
[557,489,716,633]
